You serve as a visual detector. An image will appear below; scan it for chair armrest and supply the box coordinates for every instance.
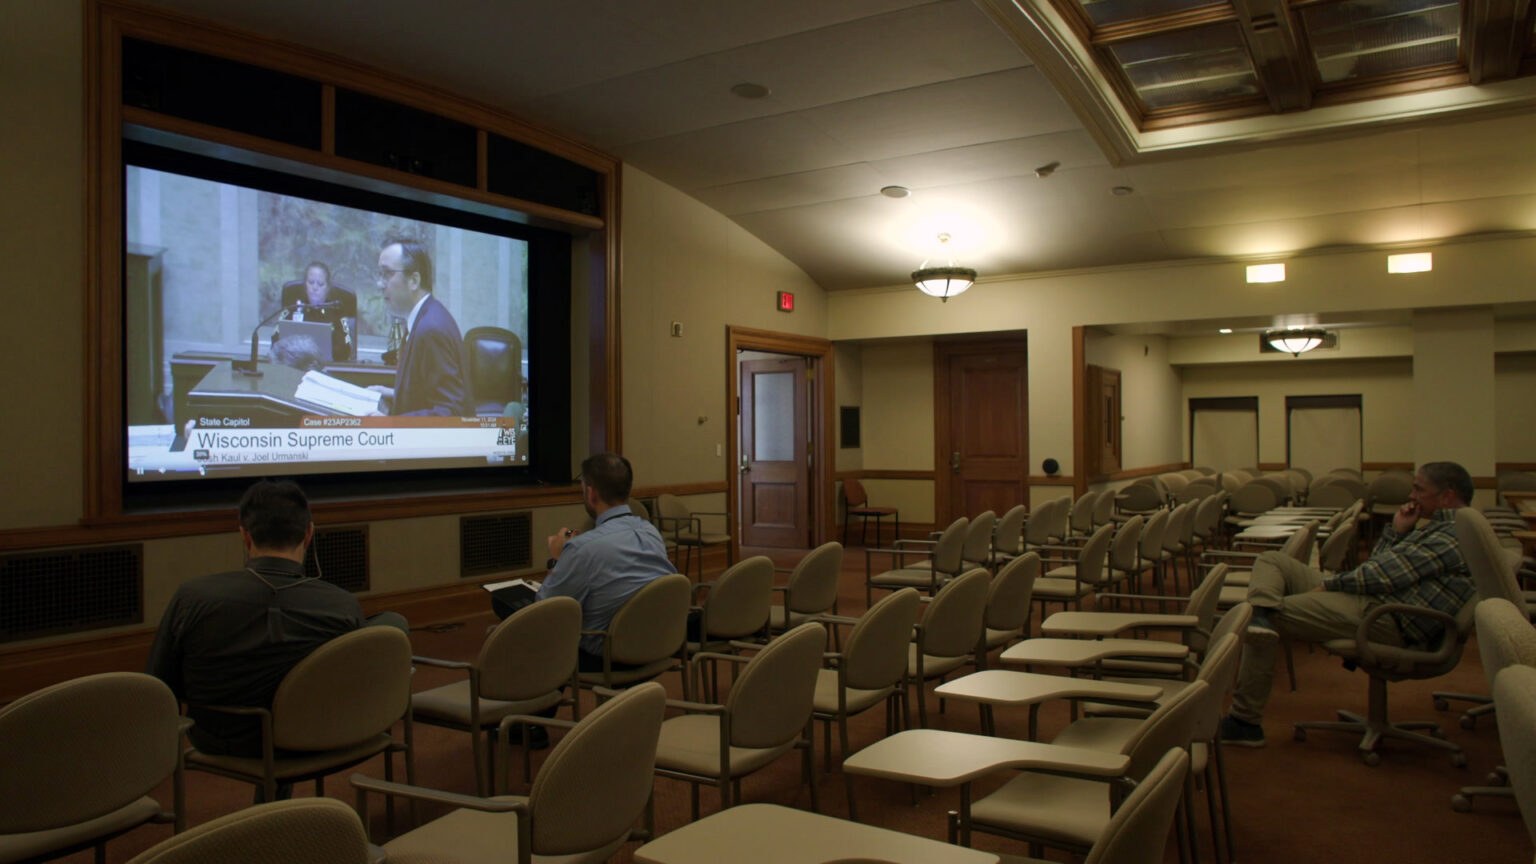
[1093,592,1192,610]
[773,567,794,574]
[1201,549,1261,562]
[1031,544,1084,554]
[351,773,527,813]
[663,697,728,715]
[692,581,718,597]
[410,655,472,671]
[1355,604,1460,667]
[497,713,578,740]
[192,703,268,718]
[692,650,753,666]
[816,613,862,627]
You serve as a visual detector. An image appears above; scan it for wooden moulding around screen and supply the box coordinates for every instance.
[834,470,936,482]
[726,326,835,564]
[81,0,619,532]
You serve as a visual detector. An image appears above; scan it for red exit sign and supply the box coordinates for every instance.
[777,291,795,312]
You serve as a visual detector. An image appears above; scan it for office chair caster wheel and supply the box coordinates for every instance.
[1452,794,1472,812]
[1361,750,1381,767]
[1451,752,1468,769]
[1459,714,1477,730]
[1434,698,1450,711]
[1293,728,1306,742]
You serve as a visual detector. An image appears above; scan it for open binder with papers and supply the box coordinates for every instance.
[293,369,383,415]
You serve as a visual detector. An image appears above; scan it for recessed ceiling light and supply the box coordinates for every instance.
[1219,328,1233,334]
[880,185,911,199]
[1246,263,1286,283]
[1387,252,1432,273]
[1111,185,1134,196]
[730,82,770,99]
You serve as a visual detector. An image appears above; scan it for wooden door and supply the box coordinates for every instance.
[936,342,1030,524]
[739,356,810,547]
[1085,365,1122,475]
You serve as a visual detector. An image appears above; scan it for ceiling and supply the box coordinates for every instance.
[135,0,1536,302]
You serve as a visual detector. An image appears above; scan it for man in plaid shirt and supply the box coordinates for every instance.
[1222,461,1476,747]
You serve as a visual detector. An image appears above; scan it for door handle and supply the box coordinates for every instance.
[951,451,961,474]
[740,453,751,474]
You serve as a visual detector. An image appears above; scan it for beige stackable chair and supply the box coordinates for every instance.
[1451,598,1536,812]
[124,799,368,864]
[769,541,843,633]
[1031,522,1115,617]
[654,622,828,820]
[686,556,774,699]
[954,748,1191,864]
[1293,595,1476,767]
[1114,483,1165,520]
[1432,507,1531,726]
[865,516,968,604]
[1492,664,1536,855]
[1063,492,1099,543]
[0,672,185,864]
[410,596,581,795]
[655,493,732,579]
[1308,482,1361,510]
[991,504,1030,566]
[184,626,414,808]
[813,588,924,812]
[842,477,900,548]
[1103,516,1147,593]
[353,681,668,864]
[1159,472,1190,498]
[977,552,1041,664]
[1176,477,1219,503]
[1136,508,1171,593]
[906,569,990,728]
[1091,488,1117,530]
[1085,564,1230,681]
[1188,491,1228,557]
[967,680,1209,862]
[577,573,692,699]
[1022,498,1064,552]
[1078,626,1249,864]
[1160,501,1197,594]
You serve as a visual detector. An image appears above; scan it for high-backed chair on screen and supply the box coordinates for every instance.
[462,326,523,417]
[352,682,667,864]
[124,799,368,864]
[842,478,899,548]
[0,672,185,864]
[410,596,581,796]
[656,494,732,580]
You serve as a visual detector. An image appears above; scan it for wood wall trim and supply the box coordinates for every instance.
[1257,462,1288,472]
[1496,463,1536,472]
[1362,461,1415,471]
[1072,326,1086,498]
[1029,475,1078,486]
[1090,462,1191,483]
[0,574,517,704]
[100,1,616,172]
[833,470,936,482]
[635,482,730,498]
[1473,475,1498,489]
[120,108,605,232]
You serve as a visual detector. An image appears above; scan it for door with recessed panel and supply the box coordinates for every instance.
[739,357,809,548]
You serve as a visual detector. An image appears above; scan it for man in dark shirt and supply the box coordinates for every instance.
[146,479,405,761]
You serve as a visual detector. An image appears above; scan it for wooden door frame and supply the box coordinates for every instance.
[934,336,1030,525]
[726,326,834,561]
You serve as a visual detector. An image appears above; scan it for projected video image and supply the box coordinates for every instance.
[124,163,531,482]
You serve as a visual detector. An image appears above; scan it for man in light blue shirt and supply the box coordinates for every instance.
[536,452,676,671]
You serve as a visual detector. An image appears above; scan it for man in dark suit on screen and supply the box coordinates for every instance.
[369,238,470,416]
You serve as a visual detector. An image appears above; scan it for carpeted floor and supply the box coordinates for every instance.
[55,545,1533,863]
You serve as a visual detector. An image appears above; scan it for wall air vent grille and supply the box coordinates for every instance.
[0,545,143,642]
[461,512,533,577]
[307,526,369,593]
